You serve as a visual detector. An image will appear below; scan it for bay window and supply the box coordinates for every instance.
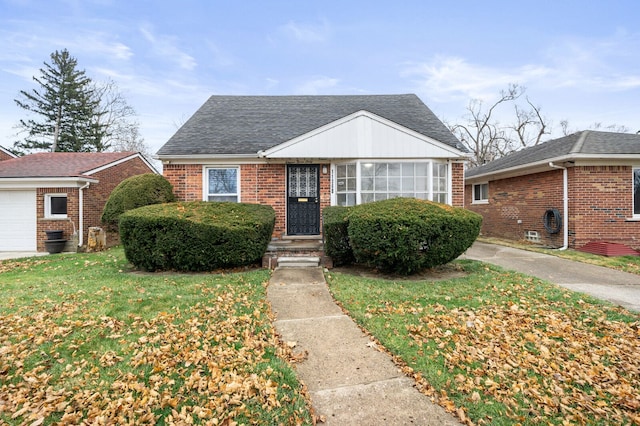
[334,161,449,206]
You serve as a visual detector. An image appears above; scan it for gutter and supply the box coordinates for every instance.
[548,162,568,250]
[78,182,91,247]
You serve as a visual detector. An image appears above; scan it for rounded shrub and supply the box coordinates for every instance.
[322,206,355,266]
[119,201,275,272]
[101,173,176,228]
[346,198,482,275]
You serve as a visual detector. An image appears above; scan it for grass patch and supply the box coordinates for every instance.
[0,248,312,425]
[326,260,640,425]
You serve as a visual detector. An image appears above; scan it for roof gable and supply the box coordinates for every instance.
[262,110,467,159]
[0,152,148,178]
[466,131,640,180]
[157,94,467,157]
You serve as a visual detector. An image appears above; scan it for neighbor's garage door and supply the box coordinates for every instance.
[0,190,37,251]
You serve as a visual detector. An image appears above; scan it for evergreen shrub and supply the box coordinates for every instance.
[101,173,176,229]
[323,198,482,275]
[120,201,275,272]
[322,206,354,266]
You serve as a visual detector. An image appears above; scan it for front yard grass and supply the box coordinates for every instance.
[327,261,640,425]
[0,248,312,425]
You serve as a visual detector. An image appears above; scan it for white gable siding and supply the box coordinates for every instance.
[262,112,466,159]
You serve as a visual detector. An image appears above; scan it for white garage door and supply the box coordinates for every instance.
[0,190,37,251]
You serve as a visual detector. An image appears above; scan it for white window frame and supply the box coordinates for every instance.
[633,167,640,218]
[203,166,241,202]
[332,160,450,206]
[45,193,68,218]
[472,183,489,204]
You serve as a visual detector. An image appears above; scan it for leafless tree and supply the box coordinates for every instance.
[449,83,524,166]
[511,97,549,148]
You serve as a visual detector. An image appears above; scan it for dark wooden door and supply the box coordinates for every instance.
[287,164,320,235]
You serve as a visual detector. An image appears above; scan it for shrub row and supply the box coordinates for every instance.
[323,198,482,275]
[120,201,275,272]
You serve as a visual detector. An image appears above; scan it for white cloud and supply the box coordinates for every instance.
[139,24,197,71]
[280,19,331,43]
[401,56,552,103]
[295,76,340,94]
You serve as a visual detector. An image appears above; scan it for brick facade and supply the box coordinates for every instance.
[0,149,15,162]
[164,162,332,238]
[465,165,640,250]
[451,162,465,208]
[36,156,154,251]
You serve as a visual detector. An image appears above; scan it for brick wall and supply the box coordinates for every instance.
[37,187,79,251]
[465,169,565,248]
[36,156,154,251]
[0,150,15,161]
[163,164,203,201]
[164,162,332,239]
[465,165,640,250]
[568,166,639,249]
[451,162,464,207]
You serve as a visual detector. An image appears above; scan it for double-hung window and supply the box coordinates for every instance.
[334,161,449,206]
[45,194,68,218]
[473,183,489,204]
[205,167,239,202]
[633,167,640,217]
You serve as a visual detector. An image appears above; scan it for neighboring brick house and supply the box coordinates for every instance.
[0,146,17,161]
[156,94,469,239]
[465,131,640,251]
[0,152,157,252]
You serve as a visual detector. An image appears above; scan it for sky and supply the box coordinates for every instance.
[0,0,639,157]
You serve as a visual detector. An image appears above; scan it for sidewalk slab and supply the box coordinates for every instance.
[274,315,402,391]
[311,377,461,426]
[267,266,462,425]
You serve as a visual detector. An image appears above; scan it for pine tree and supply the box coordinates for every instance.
[13,49,108,153]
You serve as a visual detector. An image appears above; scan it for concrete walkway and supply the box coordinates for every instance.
[267,267,461,425]
[462,242,640,312]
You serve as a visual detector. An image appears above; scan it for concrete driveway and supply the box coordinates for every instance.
[462,242,640,313]
[0,252,47,261]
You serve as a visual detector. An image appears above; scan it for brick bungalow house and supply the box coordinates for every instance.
[0,151,157,252]
[465,131,640,252]
[156,94,469,240]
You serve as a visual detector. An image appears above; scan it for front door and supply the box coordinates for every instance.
[287,164,320,235]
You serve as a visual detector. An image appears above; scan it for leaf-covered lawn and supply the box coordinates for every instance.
[327,261,640,426]
[0,249,312,425]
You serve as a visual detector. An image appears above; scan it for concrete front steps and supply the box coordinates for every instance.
[262,236,331,269]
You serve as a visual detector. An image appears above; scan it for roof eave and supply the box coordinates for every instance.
[0,176,99,189]
[465,152,640,183]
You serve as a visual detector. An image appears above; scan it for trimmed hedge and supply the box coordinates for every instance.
[101,173,176,229]
[324,198,482,275]
[120,201,275,272]
[322,206,354,266]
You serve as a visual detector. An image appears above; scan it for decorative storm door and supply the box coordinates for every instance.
[287,164,320,235]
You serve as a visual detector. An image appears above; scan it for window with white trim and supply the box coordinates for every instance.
[633,167,640,217]
[205,167,239,202]
[334,161,449,206]
[473,183,489,204]
[45,194,68,218]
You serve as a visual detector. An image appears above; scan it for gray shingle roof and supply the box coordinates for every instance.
[465,130,640,178]
[156,94,466,156]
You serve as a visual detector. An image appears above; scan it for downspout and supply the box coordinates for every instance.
[548,162,568,250]
[78,182,90,247]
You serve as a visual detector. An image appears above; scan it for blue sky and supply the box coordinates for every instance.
[1,0,638,155]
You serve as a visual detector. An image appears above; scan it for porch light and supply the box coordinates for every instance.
[322,165,328,174]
